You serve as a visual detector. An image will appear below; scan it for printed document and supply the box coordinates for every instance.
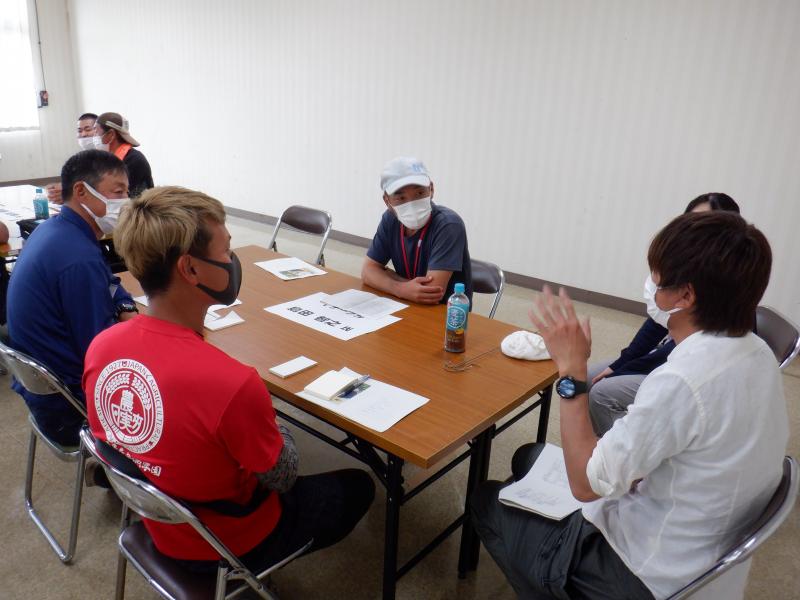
[255,257,327,280]
[297,368,428,432]
[325,289,407,319]
[498,443,586,520]
[265,292,400,340]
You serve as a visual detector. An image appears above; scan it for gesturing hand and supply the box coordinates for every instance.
[528,285,592,378]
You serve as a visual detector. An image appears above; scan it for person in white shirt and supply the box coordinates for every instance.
[471,211,788,599]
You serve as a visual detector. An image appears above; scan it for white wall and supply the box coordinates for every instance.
[0,0,79,182]
[48,1,800,322]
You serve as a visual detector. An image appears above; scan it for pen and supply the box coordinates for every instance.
[336,373,371,399]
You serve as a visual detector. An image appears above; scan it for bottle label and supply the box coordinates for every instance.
[446,305,468,331]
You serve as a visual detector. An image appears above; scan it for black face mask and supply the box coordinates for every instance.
[191,251,242,306]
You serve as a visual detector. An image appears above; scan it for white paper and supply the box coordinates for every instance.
[133,296,242,319]
[264,292,400,340]
[204,310,244,331]
[325,289,407,319]
[297,368,428,432]
[498,443,586,520]
[269,356,318,378]
[207,298,242,318]
[255,257,327,280]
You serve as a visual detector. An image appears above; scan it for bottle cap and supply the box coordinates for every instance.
[35,188,43,193]
[454,283,465,294]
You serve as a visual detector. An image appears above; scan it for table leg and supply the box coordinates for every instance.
[382,454,404,600]
[536,384,553,444]
[457,425,495,578]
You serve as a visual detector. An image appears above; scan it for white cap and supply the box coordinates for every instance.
[380,157,431,195]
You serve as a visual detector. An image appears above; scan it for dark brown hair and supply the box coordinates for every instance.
[684,192,740,214]
[648,212,771,336]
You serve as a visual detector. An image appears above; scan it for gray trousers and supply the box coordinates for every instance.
[471,444,653,600]
[587,360,645,437]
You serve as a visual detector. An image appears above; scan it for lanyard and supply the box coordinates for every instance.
[114,143,132,161]
[399,221,431,279]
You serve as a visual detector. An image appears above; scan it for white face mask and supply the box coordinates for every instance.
[644,274,683,328]
[393,196,432,230]
[77,137,94,151]
[92,135,109,152]
[81,182,129,235]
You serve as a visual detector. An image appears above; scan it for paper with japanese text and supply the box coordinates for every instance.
[264,292,400,340]
[255,257,327,280]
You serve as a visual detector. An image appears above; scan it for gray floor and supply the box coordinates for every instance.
[0,215,797,599]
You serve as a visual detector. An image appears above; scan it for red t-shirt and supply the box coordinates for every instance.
[83,315,283,560]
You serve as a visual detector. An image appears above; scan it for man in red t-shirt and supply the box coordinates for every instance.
[83,186,374,572]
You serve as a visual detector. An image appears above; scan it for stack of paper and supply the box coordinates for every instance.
[498,443,586,520]
[255,257,327,280]
[297,368,428,432]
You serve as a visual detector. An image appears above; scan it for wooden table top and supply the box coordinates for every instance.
[120,245,557,468]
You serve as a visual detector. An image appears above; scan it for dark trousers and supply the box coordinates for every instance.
[471,443,654,600]
[181,469,375,574]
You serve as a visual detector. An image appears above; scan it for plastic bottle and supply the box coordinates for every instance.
[445,283,470,353]
[33,188,49,220]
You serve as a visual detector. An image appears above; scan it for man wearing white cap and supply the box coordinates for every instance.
[362,157,472,304]
[94,112,154,198]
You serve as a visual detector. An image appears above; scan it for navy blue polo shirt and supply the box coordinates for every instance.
[7,205,133,444]
[367,203,472,303]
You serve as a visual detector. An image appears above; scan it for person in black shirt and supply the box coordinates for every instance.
[94,112,154,198]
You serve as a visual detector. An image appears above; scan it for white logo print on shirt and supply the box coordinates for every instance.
[94,359,164,455]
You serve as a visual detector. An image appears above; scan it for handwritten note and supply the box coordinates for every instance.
[498,443,586,520]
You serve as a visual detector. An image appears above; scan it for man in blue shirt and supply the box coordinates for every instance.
[7,150,137,446]
[362,156,472,304]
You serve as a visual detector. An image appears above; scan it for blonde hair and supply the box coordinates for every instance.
[114,186,226,295]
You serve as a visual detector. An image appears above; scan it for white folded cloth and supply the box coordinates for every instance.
[501,331,551,361]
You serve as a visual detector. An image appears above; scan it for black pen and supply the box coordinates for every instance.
[336,373,371,399]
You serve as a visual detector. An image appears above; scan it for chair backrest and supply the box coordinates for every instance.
[667,456,799,600]
[0,340,86,417]
[470,259,505,319]
[756,306,800,370]
[78,427,247,571]
[268,205,333,266]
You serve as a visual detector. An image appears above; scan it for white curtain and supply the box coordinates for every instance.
[0,0,39,130]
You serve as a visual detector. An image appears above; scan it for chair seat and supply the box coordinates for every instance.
[120,522,248,600]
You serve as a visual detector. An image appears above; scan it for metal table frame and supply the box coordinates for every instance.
[276,384,553,600]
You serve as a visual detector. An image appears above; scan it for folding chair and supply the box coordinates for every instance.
[267,205,332,266]
[756,305,800,370]
[470,259,505,319]
[79,428,312,600]
[667,456,799,599]
[0,340,87,563]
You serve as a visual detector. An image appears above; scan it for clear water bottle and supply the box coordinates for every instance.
[445,282,470,353]
[33,188,49,220]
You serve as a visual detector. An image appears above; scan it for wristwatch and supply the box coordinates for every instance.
[115,301,139,319]
[555,375,588,399]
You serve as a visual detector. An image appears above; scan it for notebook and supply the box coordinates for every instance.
[302,370,363,401]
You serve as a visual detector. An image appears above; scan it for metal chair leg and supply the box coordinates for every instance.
[24,429,86,564]
[115,505,132,600]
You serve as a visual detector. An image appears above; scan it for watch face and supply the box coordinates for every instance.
[557,377,576,398]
